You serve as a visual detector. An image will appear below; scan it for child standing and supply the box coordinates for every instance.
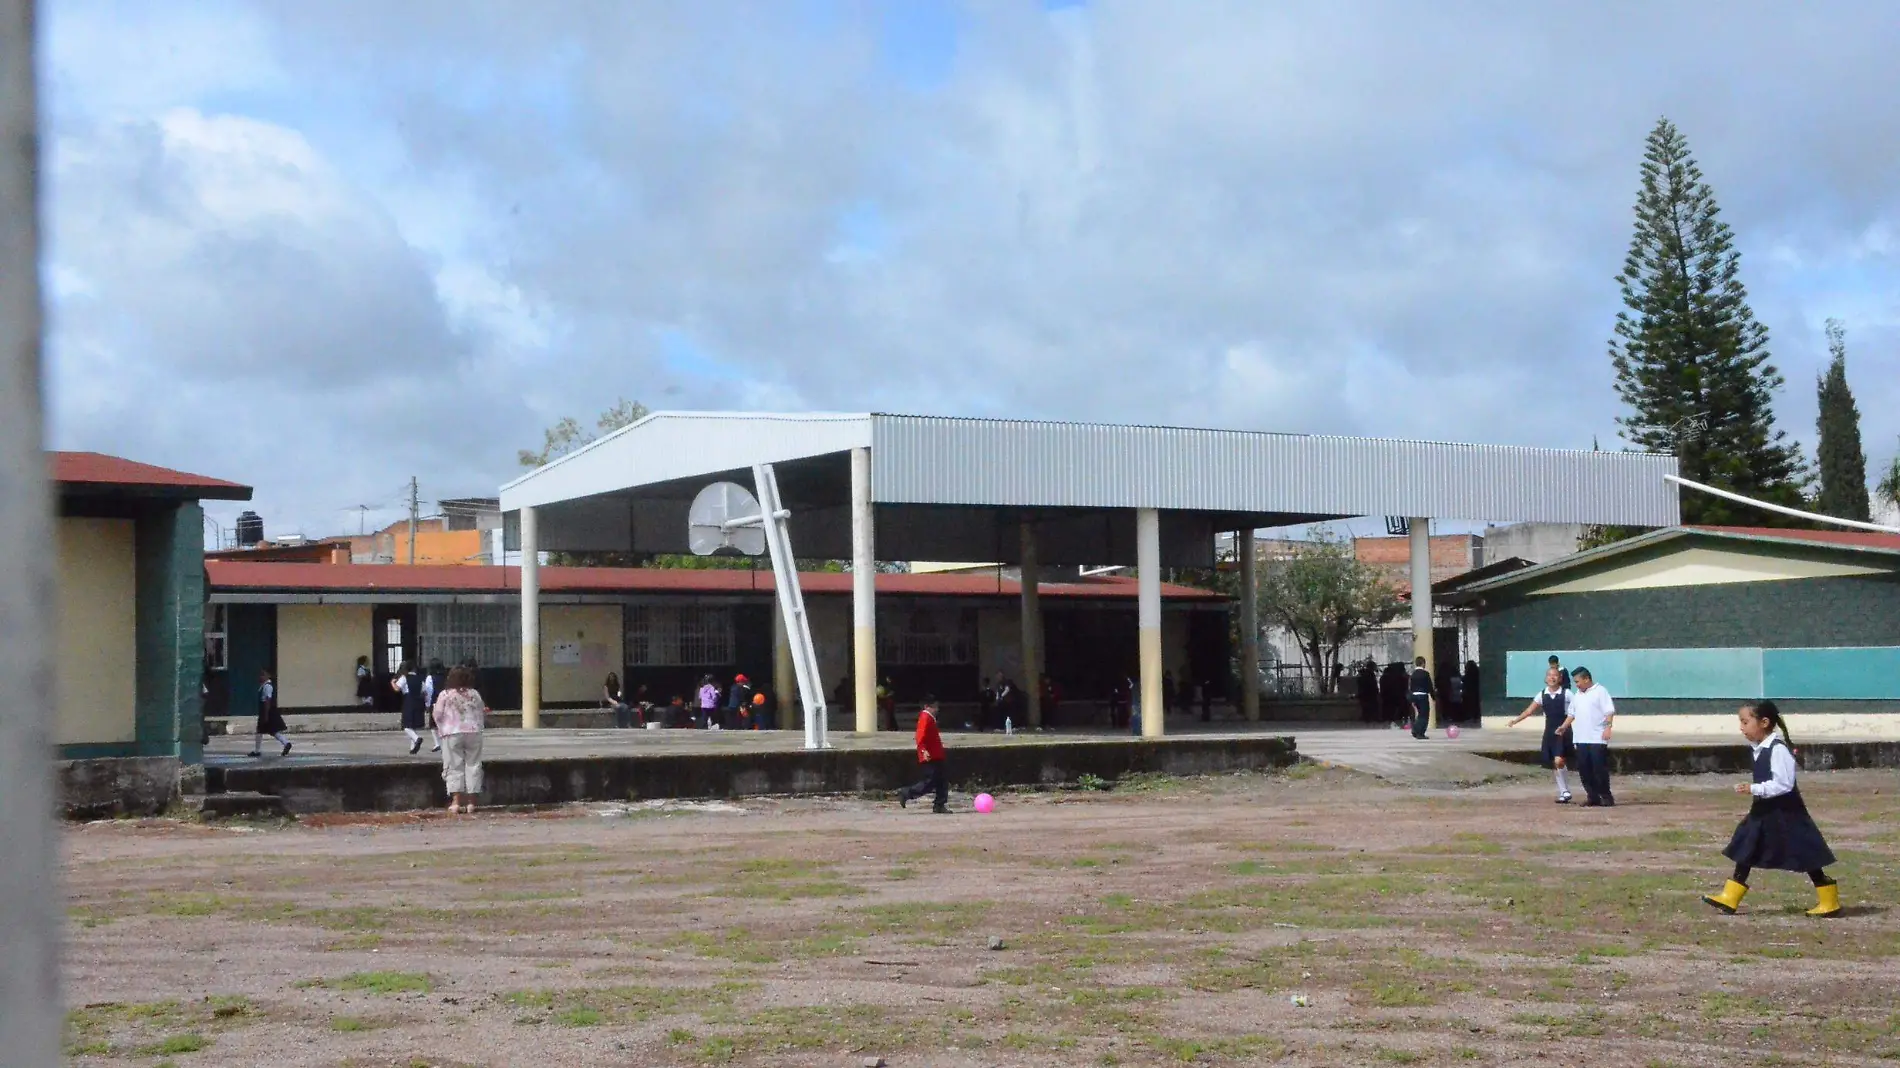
[1702,700,1841,917]
[1508,665,1575,803]
[1564,666,1615,807]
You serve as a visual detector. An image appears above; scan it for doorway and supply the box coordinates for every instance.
[370,604,418,712]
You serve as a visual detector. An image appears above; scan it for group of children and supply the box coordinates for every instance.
[1510,654,1841,918]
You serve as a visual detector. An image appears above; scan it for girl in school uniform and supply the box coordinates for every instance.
[354,655,375,707]
[393,660,430,755]
[1508,665,1576,803]
[250,668,291,758]
[1702,700,1842,918]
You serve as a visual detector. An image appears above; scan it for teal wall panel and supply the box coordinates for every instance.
[1625,648,1762,700]
[1510,645,1900,702]
[134,503,204,763]
[1764,648,1900,700]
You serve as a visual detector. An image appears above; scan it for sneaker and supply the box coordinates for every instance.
[409,738,423,755]
[247,750,261,758]
[1556,794,1573,804]
[281,741,293,757]
[897,791,909,809]
[431,744,441,753]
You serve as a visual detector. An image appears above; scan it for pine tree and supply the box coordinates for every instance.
[1609,118,1807,526]
[1814,319,1871,522]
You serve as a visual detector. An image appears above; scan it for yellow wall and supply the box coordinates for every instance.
[1532,546,1886,596]
[540,604,623,703]
[277,604,372,709]
[57,517,137,746]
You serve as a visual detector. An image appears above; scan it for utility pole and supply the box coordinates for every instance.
[407,477,419,565]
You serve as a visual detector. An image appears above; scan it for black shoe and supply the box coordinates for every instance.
[898,791,909,809]
[1601,798,1616,808]
[247,750,261,758]
[932,806,951,814]
[281,741,293,757]
[1582,799,1602,808]
[431,744,440,753]
[409,738,423,755]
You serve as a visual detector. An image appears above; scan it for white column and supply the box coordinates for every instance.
[1409,516,1434,731]
[520,506,541,730]
[0,1,59,1055]
[1019,518,1042,729]
[773,603,795,732]
[1137,508,1164,738]
[851,447,877,733]
[1239,528,1259,722]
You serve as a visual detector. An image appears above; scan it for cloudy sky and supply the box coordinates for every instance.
[39,0,1900,541]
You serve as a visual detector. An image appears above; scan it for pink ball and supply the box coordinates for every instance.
[1446,725,1461,740]
[973,793,995,814]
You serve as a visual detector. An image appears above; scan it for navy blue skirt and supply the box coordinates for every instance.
[1723,791,1837,872]
[1539,725,1575,769]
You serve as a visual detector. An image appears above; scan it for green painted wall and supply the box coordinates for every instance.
[224,603,278,723]
[132,503,204,762]
[1479,573,1900,716]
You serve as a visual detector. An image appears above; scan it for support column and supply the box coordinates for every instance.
[1019,518,1042,729]
[520,506,541,730]
[1137,508,1164,738]
[0,5,60,1054]
[851,447,877,733]
[1238,528,1260,723]
[773,603,795,732]
[1409,516,1434,731]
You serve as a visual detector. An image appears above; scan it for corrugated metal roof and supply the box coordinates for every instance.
[52,451,253,500]
[499,411,1679,526]
[869,415,1678,524]
[1453,525,1900,598]
[204,560,1224,601]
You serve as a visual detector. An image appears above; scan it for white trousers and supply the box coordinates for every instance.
[440,731,484,795]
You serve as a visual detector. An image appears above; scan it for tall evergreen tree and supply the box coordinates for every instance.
[1814,319,1871,522]
[1609,118,1807,525]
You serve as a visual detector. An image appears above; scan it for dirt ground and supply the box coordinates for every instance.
[60,766,1900,1067]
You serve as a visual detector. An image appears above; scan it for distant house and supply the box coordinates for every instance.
[1451,526,1900,735]
[54,453,252,813]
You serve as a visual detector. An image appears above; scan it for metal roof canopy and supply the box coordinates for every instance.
[499,413,1681,568]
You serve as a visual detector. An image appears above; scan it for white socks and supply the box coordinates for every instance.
[1555,768,1571,797]
[404,727,421,744]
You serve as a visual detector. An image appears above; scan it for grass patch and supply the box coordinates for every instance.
[303,971,433,995]
[1356,981,1435,1008]
[139,1033,210,1056]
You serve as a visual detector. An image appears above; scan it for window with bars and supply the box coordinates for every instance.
[878,606,976,665]
[624,605,735,666]
[419,604,521,668]
[203,604,227,671]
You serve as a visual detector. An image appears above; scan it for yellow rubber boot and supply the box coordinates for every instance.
[1806,883,1841,918]
[1702,880,1747,914]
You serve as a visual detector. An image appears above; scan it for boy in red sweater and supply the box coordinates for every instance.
[898,694,950,813]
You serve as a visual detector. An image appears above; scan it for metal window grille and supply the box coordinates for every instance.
[203,604,228,671]
[878,607,976,665]
[624,605,734,666]
[419,604,521,668]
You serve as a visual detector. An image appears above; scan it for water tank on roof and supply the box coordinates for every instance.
[236,511,264,547]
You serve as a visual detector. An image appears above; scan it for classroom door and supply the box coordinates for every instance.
[370,605,418,712]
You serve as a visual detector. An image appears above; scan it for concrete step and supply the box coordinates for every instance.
[181,791,288,819]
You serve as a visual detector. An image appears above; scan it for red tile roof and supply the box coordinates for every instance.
[204,560,1225,601]
[53,452,252,500]
[1691,525,1900,552]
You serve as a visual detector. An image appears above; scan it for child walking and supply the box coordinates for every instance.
[896,694,950,813]
[250,668,291,758]
[1508,665,1575,803]
[1702,700,1841,918]
[1564,666,1615,807]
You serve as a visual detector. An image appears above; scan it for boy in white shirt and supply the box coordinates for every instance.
[1562,666,1616,807]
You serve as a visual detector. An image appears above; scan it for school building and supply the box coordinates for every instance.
[204,560,1231,724]
[53,453,252,813]
[1452,526,1900,736]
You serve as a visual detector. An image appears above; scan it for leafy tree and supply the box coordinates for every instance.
[1814,319,1872,522]
[1876,443,1900,523]
[1255,533,1404,695]
[1609,118,1807,526]
[517,397,649,469]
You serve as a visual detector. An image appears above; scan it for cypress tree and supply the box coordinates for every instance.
[1814,319,1871,522]
[1609,118,1807,525]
